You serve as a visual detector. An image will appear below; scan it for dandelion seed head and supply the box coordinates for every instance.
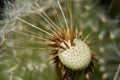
[58,39,91,70]
[2,0,101,79]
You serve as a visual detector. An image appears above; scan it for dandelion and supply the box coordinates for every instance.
[1,0,104,80]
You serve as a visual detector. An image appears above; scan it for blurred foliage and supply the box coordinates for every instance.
[98,0,120,18]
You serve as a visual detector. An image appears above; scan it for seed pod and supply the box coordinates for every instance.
[58,39,91,70]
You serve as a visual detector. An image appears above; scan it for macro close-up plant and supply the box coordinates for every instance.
[0,0,120,80]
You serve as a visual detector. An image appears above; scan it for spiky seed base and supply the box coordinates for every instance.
[58,39,91,70]
[46,27,95,80]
